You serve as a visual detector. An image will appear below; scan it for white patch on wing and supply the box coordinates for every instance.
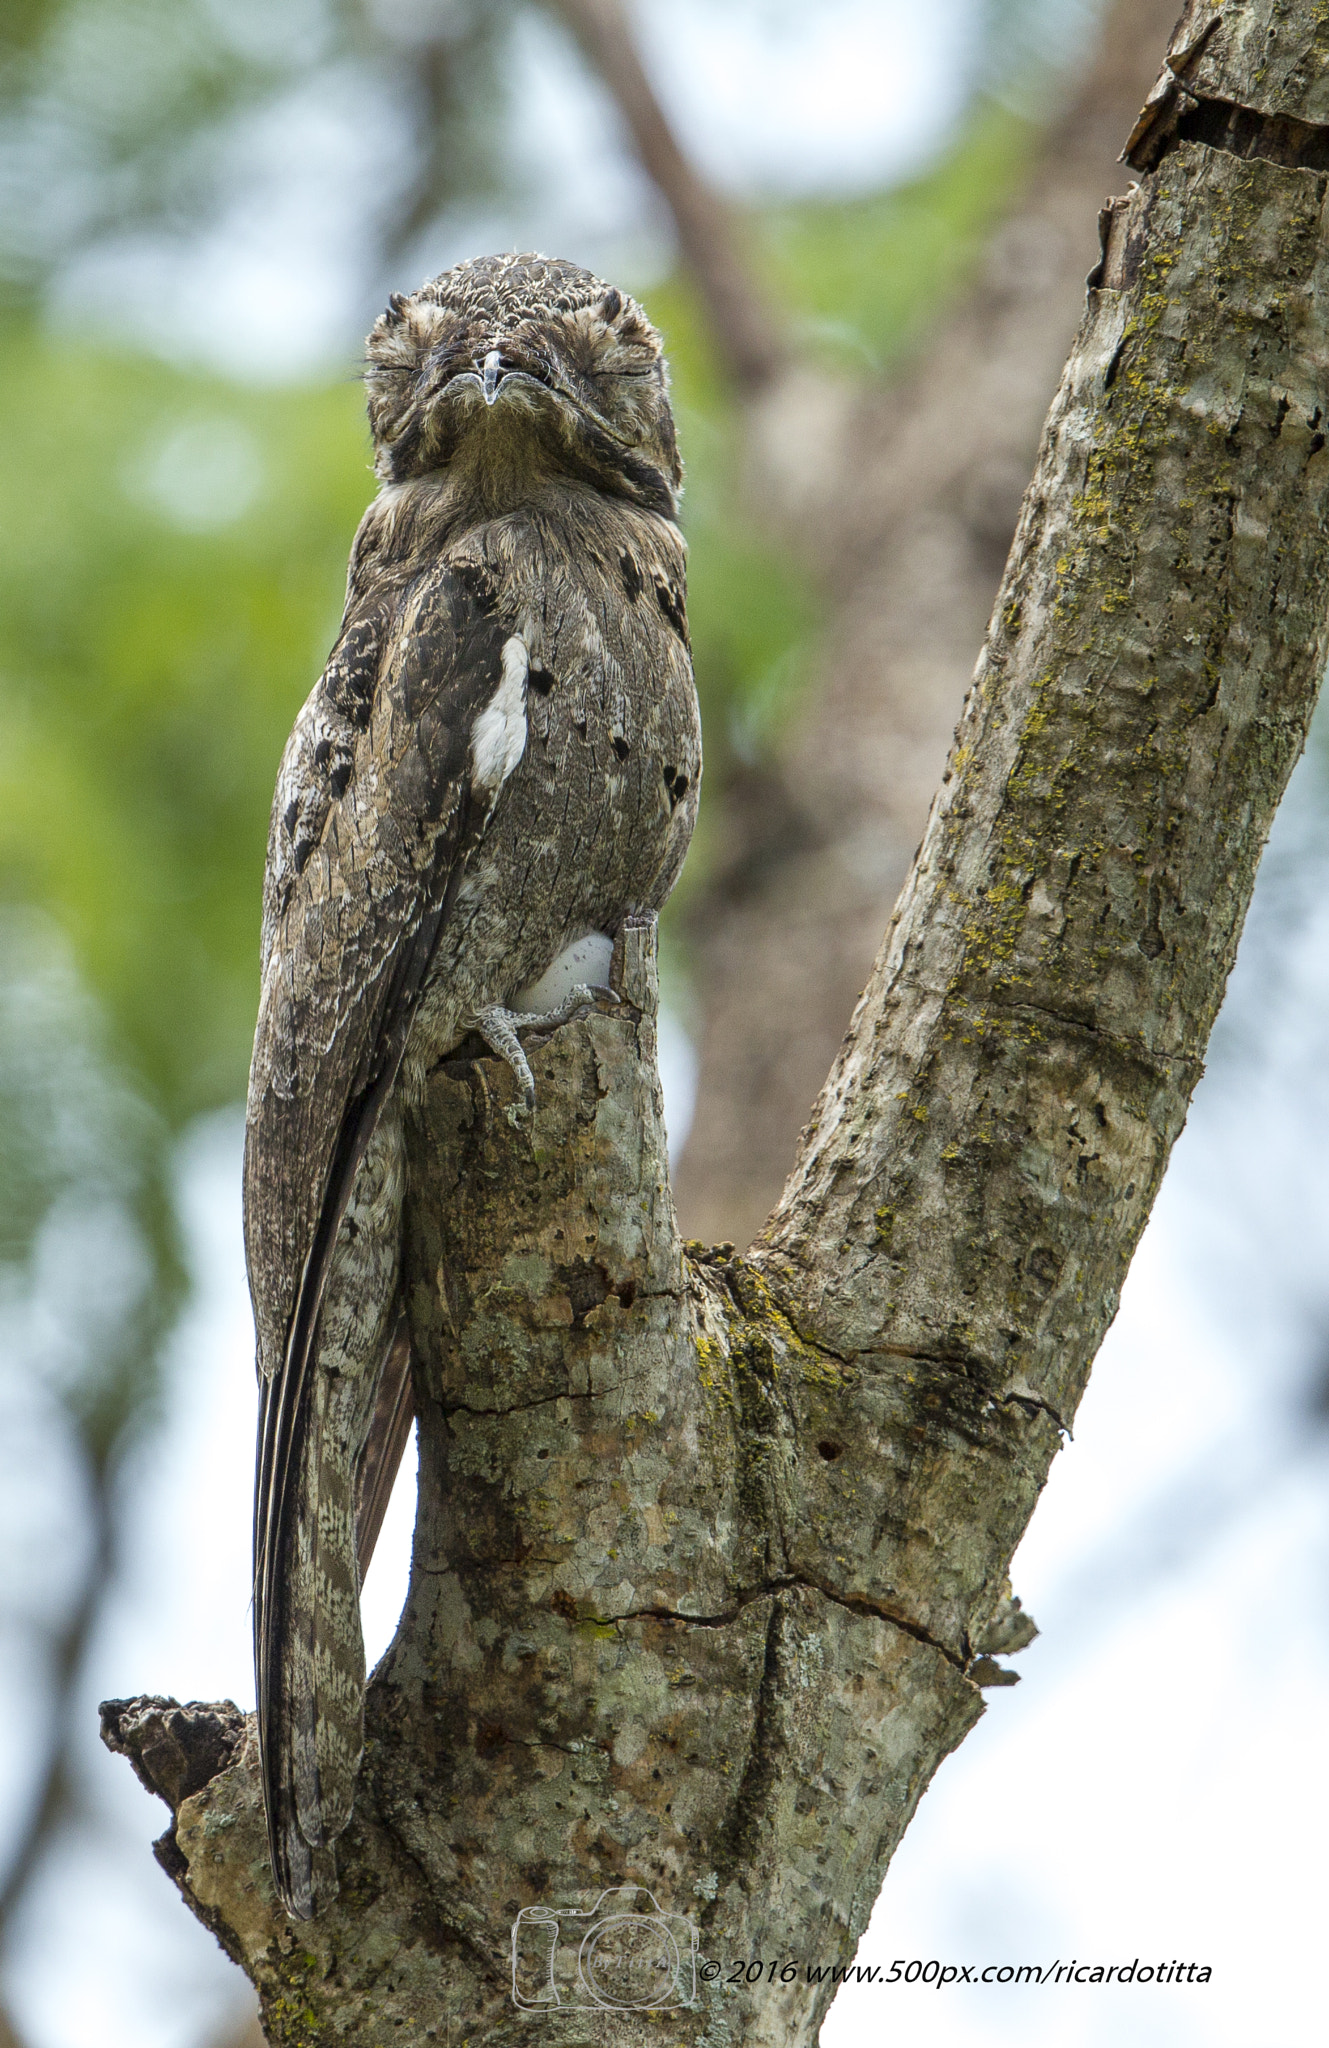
[470,636,529,797]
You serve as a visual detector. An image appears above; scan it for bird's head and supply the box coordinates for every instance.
[364,252,682,516]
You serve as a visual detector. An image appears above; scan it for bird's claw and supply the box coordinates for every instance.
[475,1004,537,1119]
[478,983,622,1125]
[504,1095,534,1130]
[515,982,620,1033]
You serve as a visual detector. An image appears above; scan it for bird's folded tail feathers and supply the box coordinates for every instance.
[255,1109,406,1916]
[297,1366,367,1846]
[355,1315,415,1584]
[257,1361,367,1916]
[273,1812,337,1923]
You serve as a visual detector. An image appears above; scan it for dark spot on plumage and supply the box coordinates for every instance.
[663,764,690,811]
[528,665,555,696]
[398,577,506,723]
[292,835,317,874]
[324,616,381,731]
[600,287,622,321]
[309,733,353,800]
[654,574,689,648]
[448,559,498,616]
[619,550,643,602]
[283,799,300,838]
[383,413,425,481]
[612,735,630,761]
[613,449,677,517]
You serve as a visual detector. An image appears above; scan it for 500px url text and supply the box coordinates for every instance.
[697,1958,1213,1988]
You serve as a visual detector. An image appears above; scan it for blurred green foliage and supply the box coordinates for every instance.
[0,0,515,299]
[0,327,368,1119]
[762,101,1033,373]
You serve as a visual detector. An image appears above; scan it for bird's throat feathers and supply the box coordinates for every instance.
[373,394,679,536]
[357,451,685,594]
[379,401,599,529]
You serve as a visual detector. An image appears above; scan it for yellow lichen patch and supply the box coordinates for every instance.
[692,1327,739,1430]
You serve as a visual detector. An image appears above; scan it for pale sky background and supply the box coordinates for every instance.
[5,4,1329,2045]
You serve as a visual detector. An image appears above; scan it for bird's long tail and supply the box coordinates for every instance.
[355,1316,416,1582]
[257,1110,407,1918]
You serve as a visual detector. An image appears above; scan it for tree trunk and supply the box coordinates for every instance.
[104,3,1329,2039]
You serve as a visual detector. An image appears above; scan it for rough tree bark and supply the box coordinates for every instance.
[104,2,1329,2040]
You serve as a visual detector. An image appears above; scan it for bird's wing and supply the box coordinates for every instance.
[244,557,524,1916]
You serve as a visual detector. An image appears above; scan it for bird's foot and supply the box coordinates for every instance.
[476,985,620,1125]
[515,981,620,1034]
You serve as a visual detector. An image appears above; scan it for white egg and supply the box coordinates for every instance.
[513,930,615,1014]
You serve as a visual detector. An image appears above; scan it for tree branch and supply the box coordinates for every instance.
[102,4,1329,2040]
[0,1440,116,1933]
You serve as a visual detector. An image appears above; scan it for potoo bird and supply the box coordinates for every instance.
[244,253,700,1920]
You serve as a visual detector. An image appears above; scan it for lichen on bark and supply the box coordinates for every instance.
[104,5,1329,2040]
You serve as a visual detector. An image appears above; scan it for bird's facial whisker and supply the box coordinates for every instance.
[429,349,634,448]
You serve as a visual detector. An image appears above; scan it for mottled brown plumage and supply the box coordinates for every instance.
[244,253,700,1919]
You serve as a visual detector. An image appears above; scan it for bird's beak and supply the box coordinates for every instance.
[481,350,504,406]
